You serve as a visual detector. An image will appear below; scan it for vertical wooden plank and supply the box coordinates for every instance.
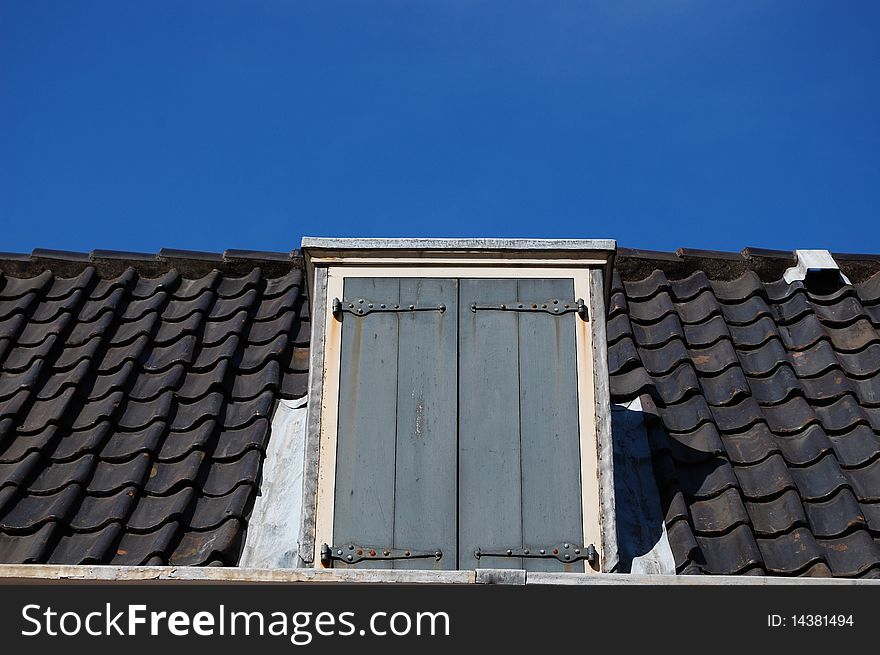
[517,278,583,572]
[332,277,400,569]
[393,278,458,570]
[458,278,522,570]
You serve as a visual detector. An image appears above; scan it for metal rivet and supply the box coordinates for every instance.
[356,549,363,556]
[506,549,512,556]
[368,303,373,308]
[337,550,343,556]
[553,299,559,304]
[409,304,415,310]
[348,545,355,550]
[369,549,376,557]
[532,304,538,309]
[564,543,570,549]
[542,304,547,309]
[564,554,571,561]
[358,299,364,303]
[554,307,559,312]
[347,555,353,561]
[523,549,530,555]
[540,549,546,555]
[404,550,411,557]
[575,549,581,555]
[383,550,390,556]
[380,304,386,309]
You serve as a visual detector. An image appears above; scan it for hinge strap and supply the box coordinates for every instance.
[321,543,443,567]
[333,298,446,319]
[470,298,588,320]
[474,543,597,565]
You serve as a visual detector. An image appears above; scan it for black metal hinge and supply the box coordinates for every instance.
[470,298,588,320]
[332,298,446,319]
[321,543,443,567]
[474,543,597,566]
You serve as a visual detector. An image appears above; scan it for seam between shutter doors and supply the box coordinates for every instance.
[391,278,401,569]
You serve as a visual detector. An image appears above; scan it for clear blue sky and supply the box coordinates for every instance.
[1,2,878,255]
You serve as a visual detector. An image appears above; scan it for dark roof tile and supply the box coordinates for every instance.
[128,487,195,531]
[87,454,152,494]
[756,528,825,574]
[170,517,243,565]
[0,485,81,532]
[47,523,124,564]
[144,451,205,495]
[50,422,111,461]
[70,486,137,531]
[202,450,262,497]
[111,522,180,565]
[0,522,56,563]
[695,524,764,574]
[157,420,216,462]
[746,489,806,536]
[734,455,795,500]
[803,488,866,538]
[28,455,96,494]
[213,419,271,461]
[817,530,880,576]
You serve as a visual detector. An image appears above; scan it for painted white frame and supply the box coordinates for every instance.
[310,257,605,573]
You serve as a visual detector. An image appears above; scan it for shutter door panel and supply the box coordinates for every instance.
[333,277,400,569]
[458,278,523,570]
[517,278,584,572]
[333,277,458,569]
[393,278,458,569]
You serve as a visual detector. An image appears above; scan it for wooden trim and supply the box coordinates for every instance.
[313,269,345,566]
[297,267,328,564]
[590,268,618,572]
[312,264,604,571]
[573,271,600,573]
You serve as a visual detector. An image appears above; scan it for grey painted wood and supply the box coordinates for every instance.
[517,278,583,572]
[393,278,458,570]
[458,279,523,570]
[590,267,618,572]
[298,265,327,564]
[333,277,400,569]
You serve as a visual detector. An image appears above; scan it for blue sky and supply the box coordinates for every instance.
[1,2,878,255]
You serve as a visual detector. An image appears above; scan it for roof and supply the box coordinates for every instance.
[609,247,880,577]
[0,249,308,565]
[3,243,880,578]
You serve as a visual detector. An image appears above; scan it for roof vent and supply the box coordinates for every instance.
[783,249,851,292]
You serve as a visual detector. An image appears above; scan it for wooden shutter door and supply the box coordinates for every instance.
[458,278,584,572]
[332,277,458,569]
